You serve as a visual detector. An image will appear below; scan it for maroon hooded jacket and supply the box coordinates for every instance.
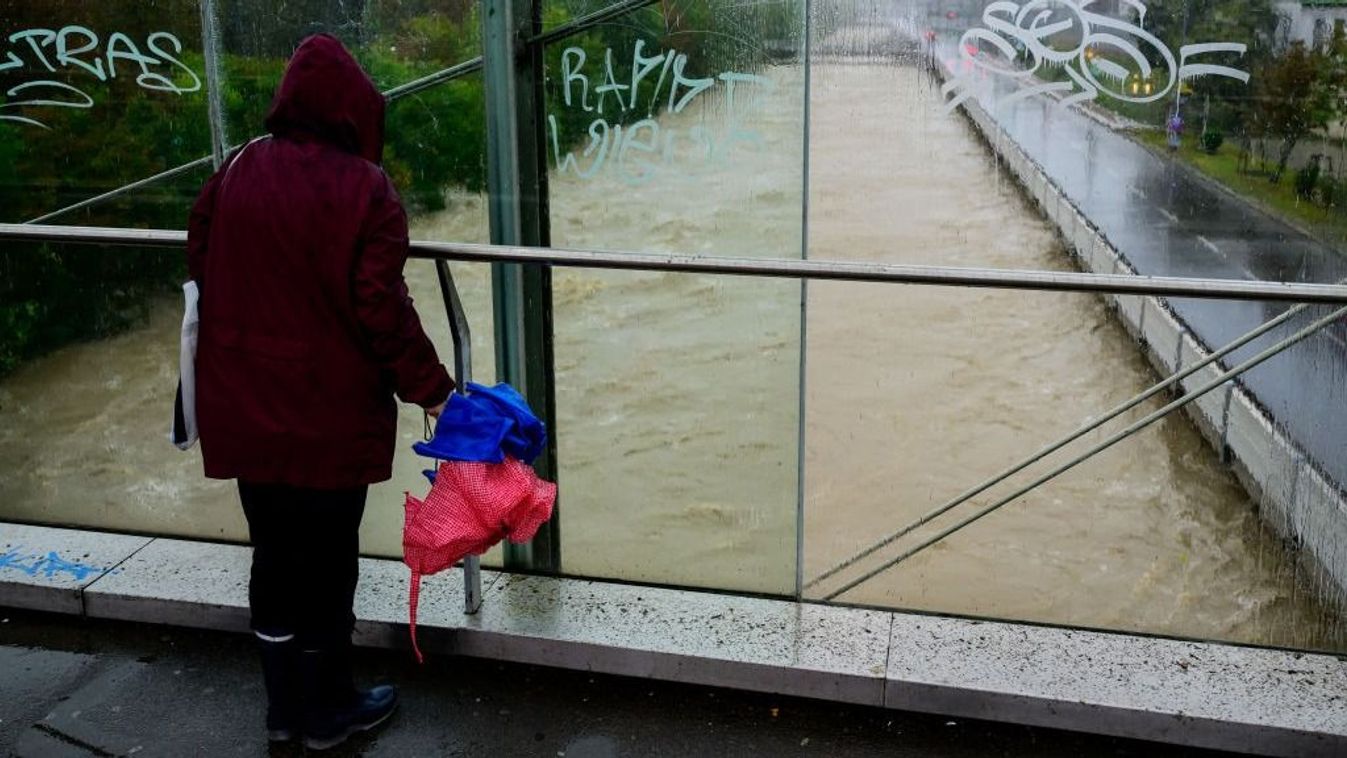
[187,34,453,489]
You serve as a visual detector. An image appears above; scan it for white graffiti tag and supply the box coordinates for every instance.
[941,0,1248,113]
[549,41,772,186]
[0,27,201,130]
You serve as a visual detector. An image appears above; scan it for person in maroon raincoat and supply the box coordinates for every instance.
[186,34,453,750]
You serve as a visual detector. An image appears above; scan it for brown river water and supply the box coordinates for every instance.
[1,62,1342,651]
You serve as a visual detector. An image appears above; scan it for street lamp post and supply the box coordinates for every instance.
[1168,0,1191,151]
[1174,0,1189,118]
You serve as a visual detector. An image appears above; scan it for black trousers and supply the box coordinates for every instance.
[239,481,367,650]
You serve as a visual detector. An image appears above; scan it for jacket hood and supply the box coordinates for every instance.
[264,34,385,164]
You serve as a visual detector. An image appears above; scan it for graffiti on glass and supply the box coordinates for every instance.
[1,26,201,130]
[942,0,1249,113]
[0,547,121,581]
[550,40,772,186]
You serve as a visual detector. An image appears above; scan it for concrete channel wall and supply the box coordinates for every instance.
[943,74,1347,601]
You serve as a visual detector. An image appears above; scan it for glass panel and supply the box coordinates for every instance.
[0,261,242,537]
[0,1,211,226]
[0,3,223,529]
[371,72,495,560]
[543,1,807,593]
[213,2,493,554]
[804,282,1347,653]
[1,3,493,559]
[806,0,1346,652]
[0,1,212,383]
[908,0,1347,283]
[214,0,483,161]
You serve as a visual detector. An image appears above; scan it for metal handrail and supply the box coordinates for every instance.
[25,157,217,225]
[363,0,664,100]
[7,220,485,611]
[533,0,661,46]
[6,223,1347,303]
[380,57,485,103]
[410,241,1347,303]
[7,221,1347,606]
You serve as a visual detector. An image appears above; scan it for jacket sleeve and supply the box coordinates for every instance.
[186,146,245,287]
[186,164,225,287]
[353,173,455,408]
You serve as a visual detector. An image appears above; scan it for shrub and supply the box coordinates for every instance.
[1319,175,1340,209]
[1200,129,1224,155]
[1295,157,1322,200]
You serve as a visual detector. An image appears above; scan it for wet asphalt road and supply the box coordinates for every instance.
[0,609,1236,758]
[959,67,1347,490]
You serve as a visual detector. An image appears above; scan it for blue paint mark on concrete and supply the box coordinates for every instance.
[0,547,120,582]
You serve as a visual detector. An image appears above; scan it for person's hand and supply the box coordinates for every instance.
[426,400,447,418]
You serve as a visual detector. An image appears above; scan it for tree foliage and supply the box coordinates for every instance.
[1139,0,1283,139]
[1254,42,1334,182]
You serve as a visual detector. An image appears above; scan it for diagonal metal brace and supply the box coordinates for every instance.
[820,304,1347,601]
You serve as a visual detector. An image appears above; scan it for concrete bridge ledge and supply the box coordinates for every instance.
[1294,464,1347,592]
[3,522,1346,756]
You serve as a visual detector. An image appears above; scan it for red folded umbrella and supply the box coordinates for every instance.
[403,457,556,661]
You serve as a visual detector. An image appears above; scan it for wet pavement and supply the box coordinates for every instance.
[0,608,1237,758]
[942,50,1347,491]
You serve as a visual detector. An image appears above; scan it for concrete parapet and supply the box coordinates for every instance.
[0,523,152,615]
[2,522,1346,756]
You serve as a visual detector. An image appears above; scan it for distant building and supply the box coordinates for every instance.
[1276,1,1347,49]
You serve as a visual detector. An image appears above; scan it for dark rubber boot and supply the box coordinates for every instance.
[256,635,300,742]
[300,648,398,751]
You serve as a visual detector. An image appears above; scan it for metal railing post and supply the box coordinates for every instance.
[795,0,814,602]
[434,260,483,614]
[483,0,560,573]
[197,0,230,169]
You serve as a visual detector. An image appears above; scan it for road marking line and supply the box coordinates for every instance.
[1158,207,1178,223]
[1191,235,1259,278]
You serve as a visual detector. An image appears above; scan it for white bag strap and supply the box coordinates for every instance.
[170,280,200,450]
[219,135,268,194]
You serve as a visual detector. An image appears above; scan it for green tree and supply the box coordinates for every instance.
[1255,42,1333,183]
[1139,0,1281,138]
[1317,26,1347,153]
[1139,0,1282,62]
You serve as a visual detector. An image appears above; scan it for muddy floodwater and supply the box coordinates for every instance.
[1,62,1342,652]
